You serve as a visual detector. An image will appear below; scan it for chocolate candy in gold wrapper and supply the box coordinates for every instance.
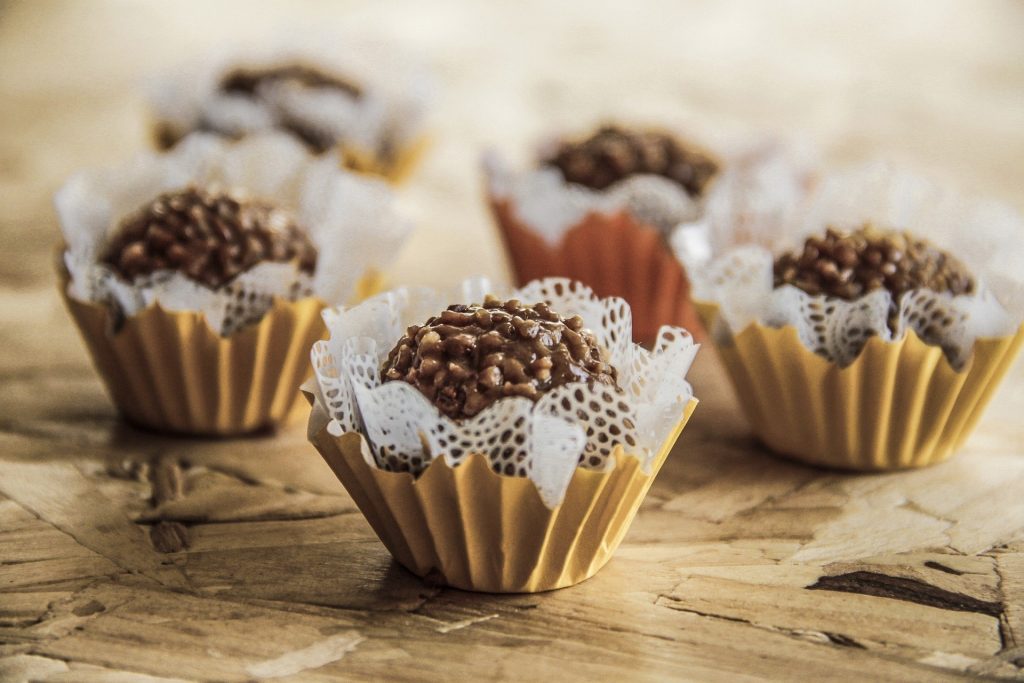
[306,398,697,593]
[696,300,1024,471]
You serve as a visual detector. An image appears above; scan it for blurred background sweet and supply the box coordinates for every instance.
[3,0,1023,364]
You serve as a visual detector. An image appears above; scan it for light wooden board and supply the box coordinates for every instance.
[1,1,1023,680]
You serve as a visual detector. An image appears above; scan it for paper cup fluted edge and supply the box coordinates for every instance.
[306,396,697,593]
[696,300,1024,470]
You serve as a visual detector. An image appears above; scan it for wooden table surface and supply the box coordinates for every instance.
[2,1,1024,681]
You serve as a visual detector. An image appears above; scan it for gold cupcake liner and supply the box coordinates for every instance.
[697,301,1024,470]
[307,398,698,593]
[338,135,431,185]
[490,197,703,344]
[59,247,385,436]
[62,285,325,436]
[152,124,429,186]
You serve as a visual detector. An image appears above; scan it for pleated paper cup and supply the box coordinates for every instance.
[697,301,1024,470]
[307,398,697,593]
[490,197,702,344]
[62,284,326,437]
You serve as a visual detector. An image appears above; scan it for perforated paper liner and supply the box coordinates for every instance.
[147,37,433,186]
[306,398,696,592]
[698,301,1024,470]
[490,198,702,343]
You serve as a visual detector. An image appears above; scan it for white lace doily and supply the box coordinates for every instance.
[147,35,433,161]
[56,132,411,335]
[671,139,819,260]
[688,164,1024,369]
[310,277,699,508]
[484,152,703,242]
[487,137,817,261]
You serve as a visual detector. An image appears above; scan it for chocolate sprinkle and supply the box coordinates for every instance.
[544,125,719,197]
[774,225,975,304]
[102,185,317,290]
[381,296,619,420]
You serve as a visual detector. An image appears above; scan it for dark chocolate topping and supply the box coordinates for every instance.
[381,296,619,420]
[217,63,362,154]
[102,185,317,290]
[773,225,975,302]
[220,63,362,100]
[544,125,719,197]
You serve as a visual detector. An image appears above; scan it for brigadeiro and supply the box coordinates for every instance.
[485,123,814,343]
[147,39,433,184]
[688,164,1024,471]
[381,297,618,422]
[56,132,410,436]
[545,125,719,198]
[305,277,700,592]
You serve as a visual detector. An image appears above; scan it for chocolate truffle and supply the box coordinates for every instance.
[215,63,362,154]
[544,125,719,197]
[102,185,317,290]
[773,225,975,303]
[219,63,362,99]
[381,296,619,420]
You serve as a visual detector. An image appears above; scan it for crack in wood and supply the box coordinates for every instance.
[808,571,1003,618]
[993,558,1014,653]
[824,632,866,649]
[656,595,867,650]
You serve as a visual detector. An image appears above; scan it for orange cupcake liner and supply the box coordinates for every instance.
[490,198,702,344]
[697,300,1024,470]
[306,397,698,593]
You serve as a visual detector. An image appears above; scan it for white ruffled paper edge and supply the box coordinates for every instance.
[147,34,433,160]
[309,277,700,508]
[685,163,1024,369]
[484,151,703,243]
[55,132,411,335]
[486,136,818,256]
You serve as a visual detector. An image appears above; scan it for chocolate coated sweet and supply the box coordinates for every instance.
[381,296,619,420]
[773,225,975,302]
[544,125,719,197]
[102,185,317,290]
[220,63,363,100]
[217,63,363,154]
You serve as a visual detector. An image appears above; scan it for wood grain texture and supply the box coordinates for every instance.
[1,0,1023,680]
